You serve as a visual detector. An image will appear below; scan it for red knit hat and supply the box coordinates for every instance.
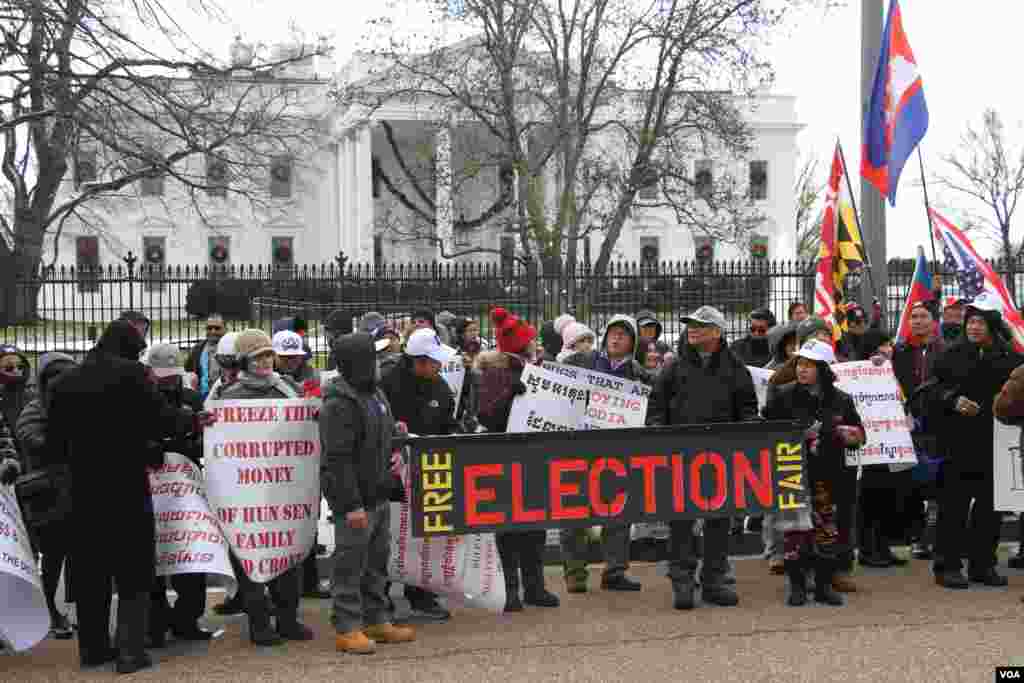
[491,307,536,355]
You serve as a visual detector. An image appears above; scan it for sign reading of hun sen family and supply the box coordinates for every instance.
[408,421,807,537]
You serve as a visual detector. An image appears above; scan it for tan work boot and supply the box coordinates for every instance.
[336,630,375,654]
[364,623,416,644]
[832,572,858,593]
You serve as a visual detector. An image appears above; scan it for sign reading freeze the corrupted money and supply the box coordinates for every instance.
[204,399,321,583]
[409,421,807,537]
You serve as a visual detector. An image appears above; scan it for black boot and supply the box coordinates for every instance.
[115,593,153,675]
[504,572,523,612]
[671,576,695,610]
[785,559,807,607]
[245,590,282,646]
[520,532,559,608]
[497,533,523,612]
[813,556,844,606]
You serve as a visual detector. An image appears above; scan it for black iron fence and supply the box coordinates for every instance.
[4,257,1024,358]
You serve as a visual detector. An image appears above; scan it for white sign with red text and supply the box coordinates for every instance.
[204,399,321,583]
[0,486,48,651]
[149,453,237,594]
[833,361,917,467]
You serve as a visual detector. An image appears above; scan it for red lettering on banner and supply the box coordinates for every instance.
[510,463,546,523]
[671,454,685,512]
[734,448,772,509]
[630,455,667,514]
[549,459,588,520]
[213,406,279,424]
[464,464,505,526]
[237,465,295,485]
[589,457,626,517]
[689,452,727,511]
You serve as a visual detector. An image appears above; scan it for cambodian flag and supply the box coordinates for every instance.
[861,0,928,206]
[895,246,934,344]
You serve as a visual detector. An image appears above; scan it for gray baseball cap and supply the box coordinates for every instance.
[681,305,727,330]
[144,343,184,377]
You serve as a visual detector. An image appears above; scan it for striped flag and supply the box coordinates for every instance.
[895,246,934,344]
[815,144,864,341]
[931,209,1024,351]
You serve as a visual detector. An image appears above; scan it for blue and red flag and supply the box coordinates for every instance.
[861,0,928,206]
[895,246,934,345]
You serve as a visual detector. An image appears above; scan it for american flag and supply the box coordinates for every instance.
[931,209,1024,351]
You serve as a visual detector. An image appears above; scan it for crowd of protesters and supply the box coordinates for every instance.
[2,288,1024,674]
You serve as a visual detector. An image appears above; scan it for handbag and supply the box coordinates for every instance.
[14,464,73,532]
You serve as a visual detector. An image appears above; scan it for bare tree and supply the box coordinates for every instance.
[934,109,1024,267]
[0,0,329,321]
[794,153,823,260]
[340,0,797,276]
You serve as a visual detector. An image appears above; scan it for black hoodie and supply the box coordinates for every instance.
[320,333,396,514]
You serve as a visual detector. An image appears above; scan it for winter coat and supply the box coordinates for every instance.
[319,333,395,515]
[219,373,301,400]
[380,357,458,437]
[47,321,196,591]
[0,410,15,463]
[325,309,355,371]
[928,339,1024,474]
[14,352,75,472]
[891,338,944,401]
[155,382,205,464]
[475,350,527,433]
[648,340,758,427]
[764,322,798,370]
[0,349,32,449]
[539,320,562,362]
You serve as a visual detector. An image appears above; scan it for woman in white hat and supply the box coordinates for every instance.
[763,339,865,607]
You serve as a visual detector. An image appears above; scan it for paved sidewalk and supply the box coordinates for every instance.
[4,557,1024,682]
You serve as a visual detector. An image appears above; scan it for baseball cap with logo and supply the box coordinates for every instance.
[797,339,837,365]
[272,330,306,357]
[145,343,185,377]
[405,328,453,364]
[681,305,727,330]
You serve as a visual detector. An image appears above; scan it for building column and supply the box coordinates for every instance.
[336,134,352,266]
[434,123,453,259]
[355,125,374,266]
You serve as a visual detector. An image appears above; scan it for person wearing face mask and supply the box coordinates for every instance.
[940,297,966,344]
[47,321,208,673]
[142,344,216,646]
[321,332,416,654]
[928,295,1023,590]
[730,308,777,368]
[559,314,650,594]
[0,345,32,443]
[763,340,866,607]
[219,330,314,646]
[15,352,78,640]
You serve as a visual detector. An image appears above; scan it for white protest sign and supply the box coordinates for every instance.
[204,398,321,583]
[149,453,237,594]
[994,419,1024,512]
[833,361,917,466]
[0,486,49,652]
[389,467,505,612]
[507,363,587,432]
[439,345,466,416]
[748,366,774,412]
[571,363,649,430]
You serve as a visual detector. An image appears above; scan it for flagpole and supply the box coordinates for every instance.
[836,140,879,299]
[917,147,939,266]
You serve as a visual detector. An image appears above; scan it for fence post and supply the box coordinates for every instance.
[124,251,137,311]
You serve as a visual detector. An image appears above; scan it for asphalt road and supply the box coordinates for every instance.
[4,556,1024,682]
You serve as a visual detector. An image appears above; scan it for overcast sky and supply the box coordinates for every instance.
[193,0,1024,259]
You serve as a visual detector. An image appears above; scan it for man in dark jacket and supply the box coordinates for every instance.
[929,295,1023,589]
[47,321,200,673]
[940,297,965,344]
[635,309,663,365]
[325,308,355,371]
[0,344,32,448]
[321,332,416,654]
[560,314,649,593]
[184,313,226,401]
[730,308,776,367]
[649,305,758,610]
[379,328,458,621]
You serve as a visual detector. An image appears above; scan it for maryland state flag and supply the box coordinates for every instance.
[815,143,865,340]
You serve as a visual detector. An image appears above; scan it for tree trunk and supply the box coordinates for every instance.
[0,240,44,325]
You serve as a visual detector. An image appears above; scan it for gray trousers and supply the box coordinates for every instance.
[561,522,630,580]
[331,502,391,633]
[762,513,783,560]
[668,518,729,585]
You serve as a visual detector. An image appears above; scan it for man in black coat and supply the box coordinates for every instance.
[379,328,458,621]
[184,313,226,401]
[730,308,776,367]
[928,297,1023,589]
[648,306,759,610]
[47,322,201,673]
[560,314,649,593]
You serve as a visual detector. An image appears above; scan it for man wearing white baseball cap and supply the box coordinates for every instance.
[273,330,317,386]
[379,328,459,621]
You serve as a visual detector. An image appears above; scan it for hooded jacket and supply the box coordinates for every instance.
[320,333,396,514]
[15,352,75,471]
[562,314,650,383]
[0,346,32,439]
[325,309,355,371]
[764,321,798,370]
[539,320,562,362]
[379,355,458,437]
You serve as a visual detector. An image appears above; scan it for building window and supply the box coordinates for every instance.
[207,155,229,197]
[270,157,293,198]
[640,237,660,265]
[75,151,97,188]
[374,234,384,266]
[694,160,713,201]
[142,236,166,291]
[208,236,231,272]
[749,160,768,200]
[272,236,294,277]
[500,236,515,273]
[75,236,100,293]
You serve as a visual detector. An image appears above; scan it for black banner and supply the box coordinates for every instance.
[409,421,808,537]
